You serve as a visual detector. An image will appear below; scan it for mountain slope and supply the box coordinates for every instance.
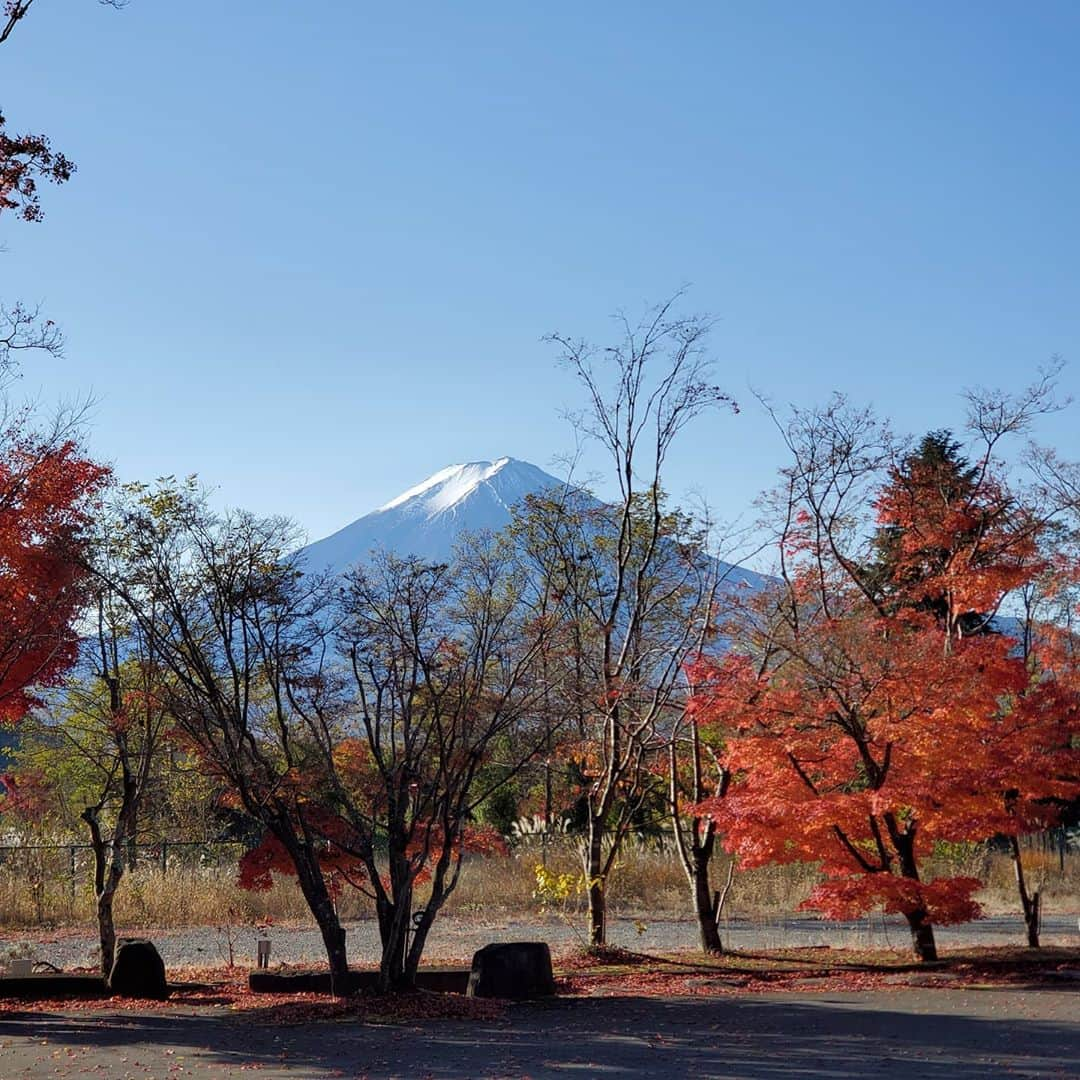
[300,456,770,597]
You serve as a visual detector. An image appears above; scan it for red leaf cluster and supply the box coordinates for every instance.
[237,815,368,897]
[0,437,108,723]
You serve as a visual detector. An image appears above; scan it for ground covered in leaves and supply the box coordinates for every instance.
[0,946,1076,1026]
[555,943,1080,998]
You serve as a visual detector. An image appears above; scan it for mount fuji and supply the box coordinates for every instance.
[300,457,565,574]
[300,456,768,592]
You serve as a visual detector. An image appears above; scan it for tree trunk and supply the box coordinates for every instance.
[375,894,412,993]
[96,885,118,978]
[285,834,351,997]
[1025,892,1041,949]
[126,808,138,871]
[585,818,606,947]
[1009,835,1041,948]
[315,915,349,996]
[691,855,723,954]
[669,705,732,957]
[904,908,938,961]
[889,821,938,962]
[404,904,438,989]
[82,809,123,977]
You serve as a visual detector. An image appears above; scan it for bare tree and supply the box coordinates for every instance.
[324,541,556,990]
[106,483,557,993]
[517,296,736,947]
[102,482,357,994]
[0,302,62,366]
[29,601,170,975]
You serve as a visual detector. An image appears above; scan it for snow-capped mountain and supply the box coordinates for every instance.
[300,457,564,574]
[300,456,770,595]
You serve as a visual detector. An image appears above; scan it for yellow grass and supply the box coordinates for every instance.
[0,839,1074,930]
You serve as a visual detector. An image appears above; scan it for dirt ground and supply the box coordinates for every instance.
[0,986,1076,1078]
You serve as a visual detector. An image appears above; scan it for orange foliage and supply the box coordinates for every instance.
[0,768,50,822]
[692,437,1080,929]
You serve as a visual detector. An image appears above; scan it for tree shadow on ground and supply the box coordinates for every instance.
[0,989,1076,1078]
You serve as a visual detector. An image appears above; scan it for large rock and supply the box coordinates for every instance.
[466,942,555,1000]
[108,939,169,1000]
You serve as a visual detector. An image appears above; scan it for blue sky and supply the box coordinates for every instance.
[3,1,1078,550]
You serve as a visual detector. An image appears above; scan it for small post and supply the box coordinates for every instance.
[69,846,76,905]
[256,938,271,969]
[160,840,167,876]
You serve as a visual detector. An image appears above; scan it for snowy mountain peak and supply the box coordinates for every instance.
[378,457,522,515]
[301,457,562,574]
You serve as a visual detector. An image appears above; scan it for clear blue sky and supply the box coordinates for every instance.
[3,1,1078,550]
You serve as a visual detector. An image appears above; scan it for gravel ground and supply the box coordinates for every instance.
[16,912,1080,971]
[1,987,1077,1078]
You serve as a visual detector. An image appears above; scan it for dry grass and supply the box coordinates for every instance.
[0,839,1074,931]
[0,848,317,929]
[923,843,1079,915]
[439,842,823,919]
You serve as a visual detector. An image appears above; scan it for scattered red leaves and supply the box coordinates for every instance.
[1,947,1074,1024]
[243,991,505,1026]
[555,945,1080,998]
[560,966,896,997]
[0,966,506,1024]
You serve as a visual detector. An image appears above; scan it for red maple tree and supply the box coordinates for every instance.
[0,433,107,724]
[693,418,1079,961]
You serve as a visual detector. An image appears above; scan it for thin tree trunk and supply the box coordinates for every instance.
[82,809,123,977]
[307,890,349,996]
[96,885,118,978]
[374,834,420,992]
[405,904,439,988]
[585,815,606,947]
[314,918,349,995]
[1009,835,1041,948]
[126,807,138,871]
[669,691,733,956]
[403,842,461,988]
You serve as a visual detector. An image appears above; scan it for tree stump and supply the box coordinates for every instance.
[466,942,555,1000]
[108,939,169,1000]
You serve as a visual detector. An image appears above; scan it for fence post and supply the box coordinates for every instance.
[69,846,76,906]
[161,839,168,876]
